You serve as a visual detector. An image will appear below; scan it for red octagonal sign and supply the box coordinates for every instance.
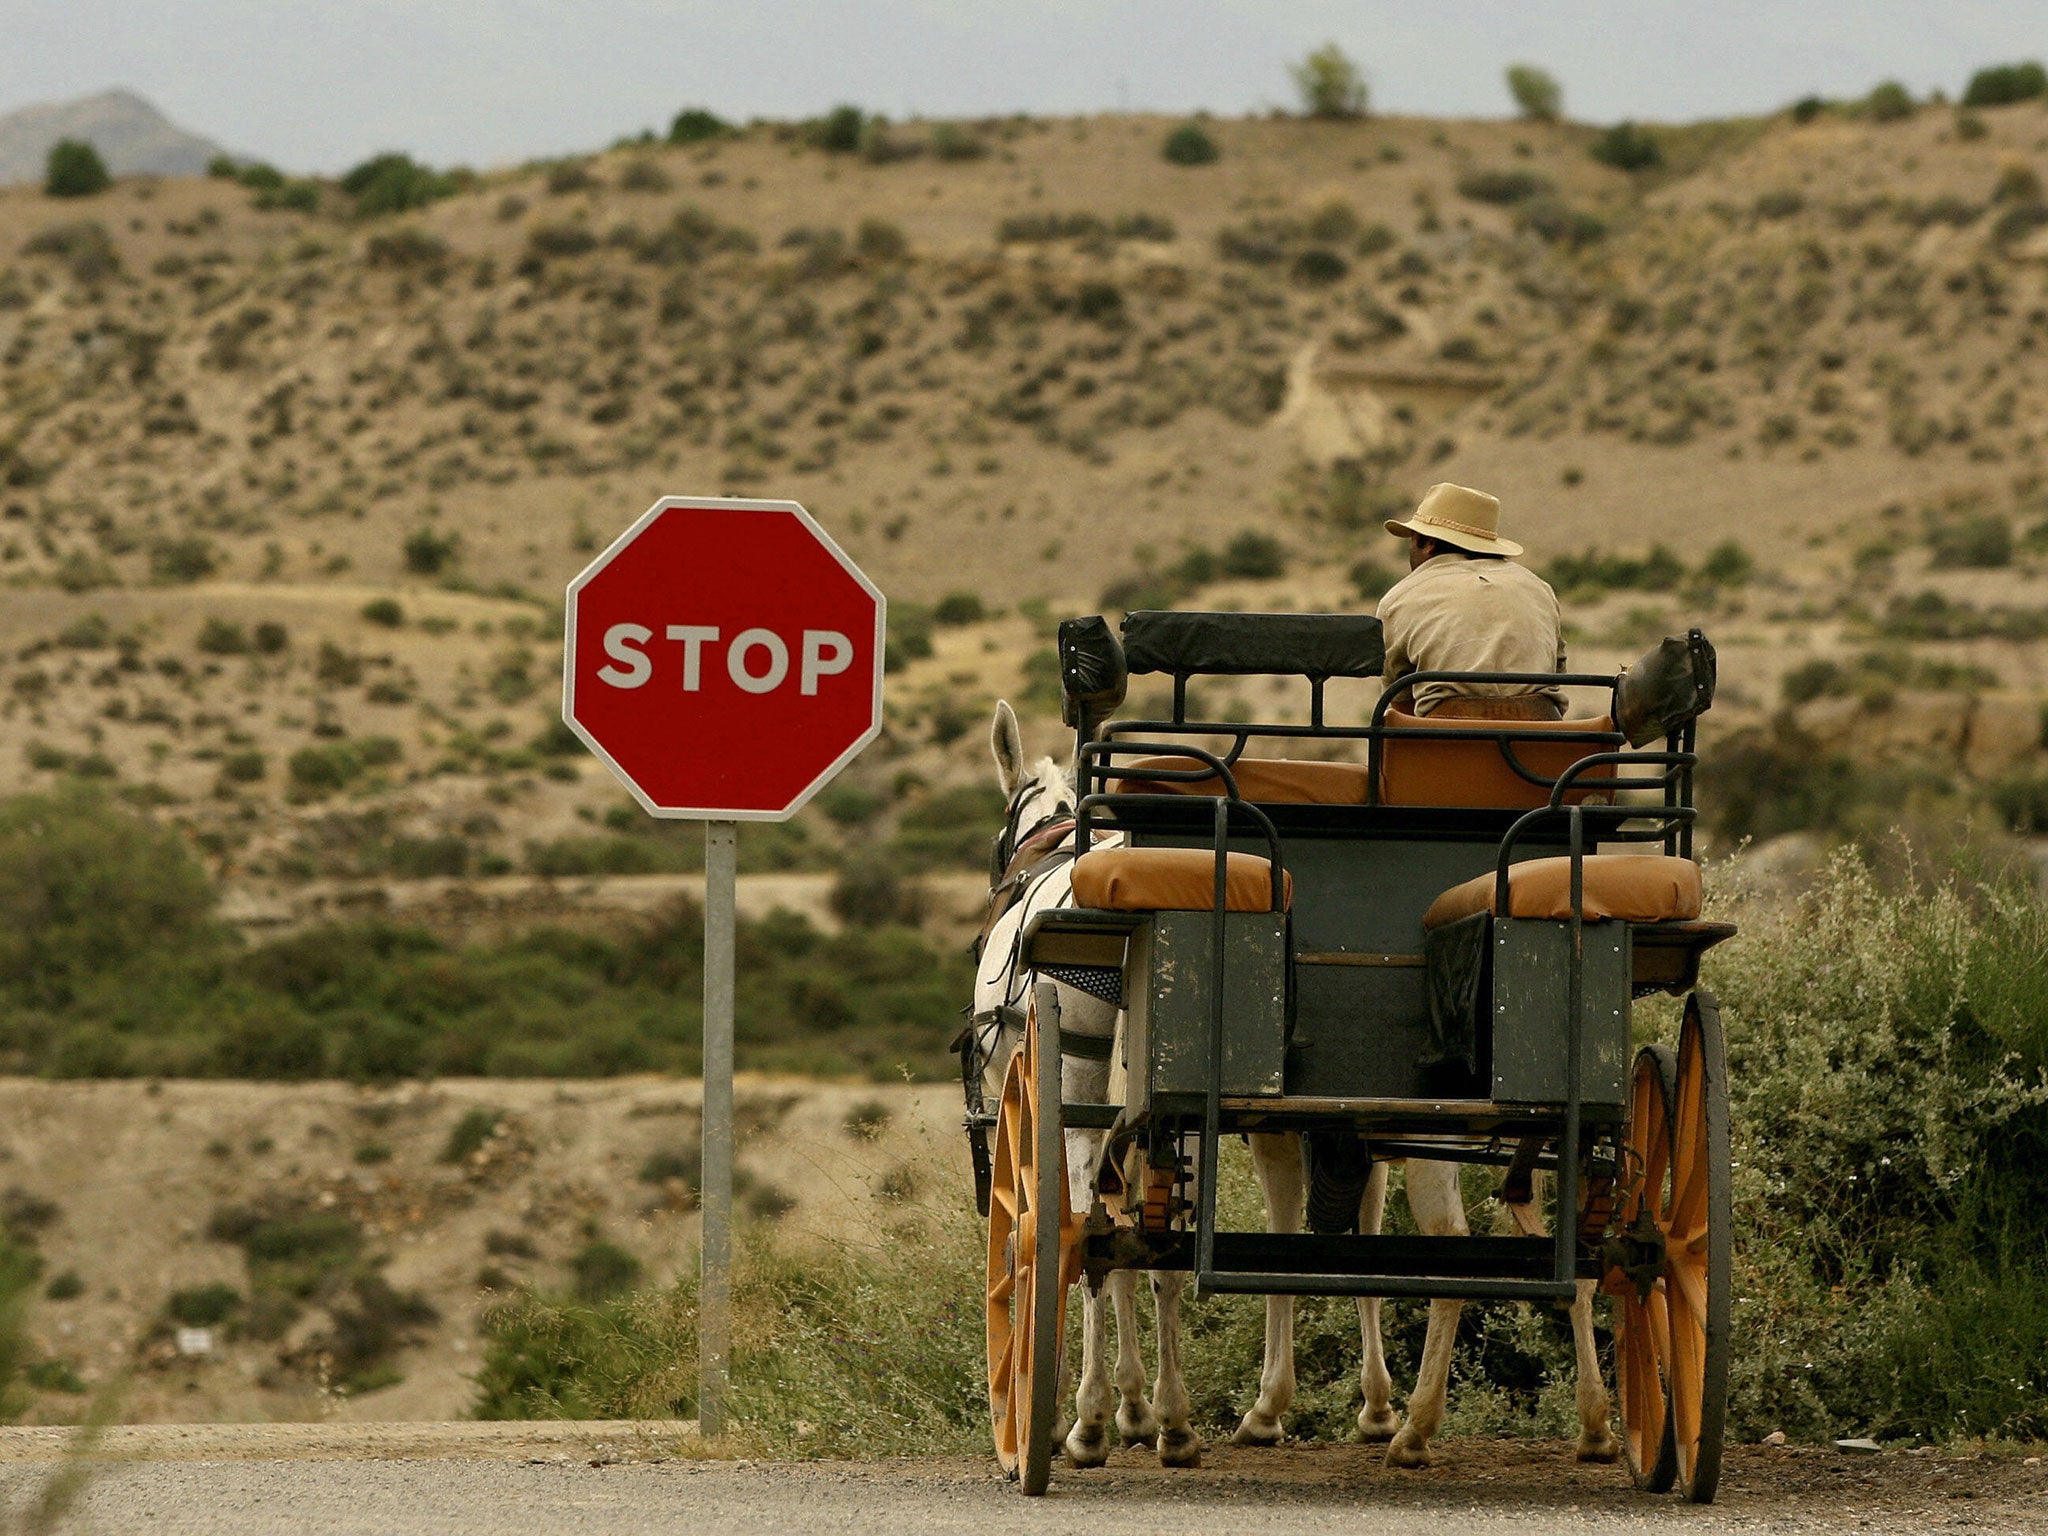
[563,497,884,820]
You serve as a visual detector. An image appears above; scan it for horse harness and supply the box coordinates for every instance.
[954,795,1119,1214]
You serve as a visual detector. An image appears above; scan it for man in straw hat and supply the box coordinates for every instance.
[1377,482,1566,720]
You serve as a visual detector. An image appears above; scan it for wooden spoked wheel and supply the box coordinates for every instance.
[1614,1042,1678,1493]
[1611,993,1732,1503]
[985,1004,1079,1495]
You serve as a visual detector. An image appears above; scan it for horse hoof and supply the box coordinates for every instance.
[1231,1415,1284,1448]
[1065,1426,1112,1469]
[1575,1431,1621,1464]
[1354,1408,1400,1443]
[1385,1431,1431,1470]
[1158,1428,1203,1468]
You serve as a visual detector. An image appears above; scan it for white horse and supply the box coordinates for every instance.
[1236,1139,1620,1466]
[974,701,1201,1468]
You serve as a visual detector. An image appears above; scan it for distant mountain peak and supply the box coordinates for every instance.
[0,87,231,184]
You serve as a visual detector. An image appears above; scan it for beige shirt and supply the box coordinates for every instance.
[1376,553,1567,716]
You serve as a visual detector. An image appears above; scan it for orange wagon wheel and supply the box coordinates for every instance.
[1610,992,1732,1504]
[1613,1042,1679,1493]
[985,998,1080,1496]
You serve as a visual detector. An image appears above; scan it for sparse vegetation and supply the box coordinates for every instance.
[1505,65,1562,123]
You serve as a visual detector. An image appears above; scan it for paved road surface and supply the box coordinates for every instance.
[1,1424,2041,1535]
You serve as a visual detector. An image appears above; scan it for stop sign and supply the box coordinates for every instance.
[563,496,885,820]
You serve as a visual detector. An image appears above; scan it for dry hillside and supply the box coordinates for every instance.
[3,100,2048,899]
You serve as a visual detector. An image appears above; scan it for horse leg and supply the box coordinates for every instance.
[1504,1176,1617,1462]
[1354,1159,1400,1441]
[1109,1268,1160,1447]
[1233,1132,1301,1446]
[1063,1278,1116,1467]
[1150,1269,1201,1467]
[1386,1159,1467,1469]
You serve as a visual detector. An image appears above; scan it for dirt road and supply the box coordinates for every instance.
[2,1425,2043,1535]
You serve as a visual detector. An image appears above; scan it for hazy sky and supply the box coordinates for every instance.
[3,1,2044,172]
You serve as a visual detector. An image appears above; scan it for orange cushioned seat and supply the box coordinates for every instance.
[1119,755,1370,806]
[1422,855,1702,930]
[1378,711,1621,810]
[1071,848,1292,912]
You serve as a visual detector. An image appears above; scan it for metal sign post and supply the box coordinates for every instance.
[561,496,883,1443]
[699,819,737,1435]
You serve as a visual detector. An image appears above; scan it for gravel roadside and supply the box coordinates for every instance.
[1,1428,2042,1536]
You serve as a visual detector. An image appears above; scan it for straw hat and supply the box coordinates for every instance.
[1385,482,1524,558]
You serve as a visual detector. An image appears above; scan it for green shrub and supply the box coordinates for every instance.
[167,1282,241,1327]
[1516,197,1606,248]
[21,220,119,282]
[1505,65,1562,122]
[932,591,985,626]
[44,139,111,198]
[1543,545,1685,594]
[1866,81,1916,121]
[197,618,249,654]
[854,218,906,261]
[892,786,1005,872]
[1780,657,1844,706]
[1589,121,1662,172]
[1754,190,1805,220]
[440,1108,502,1164]
[995,210,1106,242]
[1927,514,2013,569]
[220,751,266,784]
[43,1270,83,1301]
[1962,61,2048,108]
[806,105,865,153]
[669,108,729,144]
[1221,531,1287,579]
[342,152,459,216]
[1290,42,1368,118]
[1696,540,1755,587]
[361,227,449,270]
[1349,557,1397,600]
[402,527,460,575]
[0,786,219,1009]
[570,1240,642,1303]
[525,222,596,260]
[1456,168,1552,205]
[1289,248,1348,285]
[151,536,218,583]
[883,603,934,672]
[929,123,987,161]
[360,598,404,627]
[1161,122,1219,166]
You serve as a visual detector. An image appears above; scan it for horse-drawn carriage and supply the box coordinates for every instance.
[964,608,1734,1500]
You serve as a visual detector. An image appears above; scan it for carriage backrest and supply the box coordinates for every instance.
[1375,711,1623,809]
